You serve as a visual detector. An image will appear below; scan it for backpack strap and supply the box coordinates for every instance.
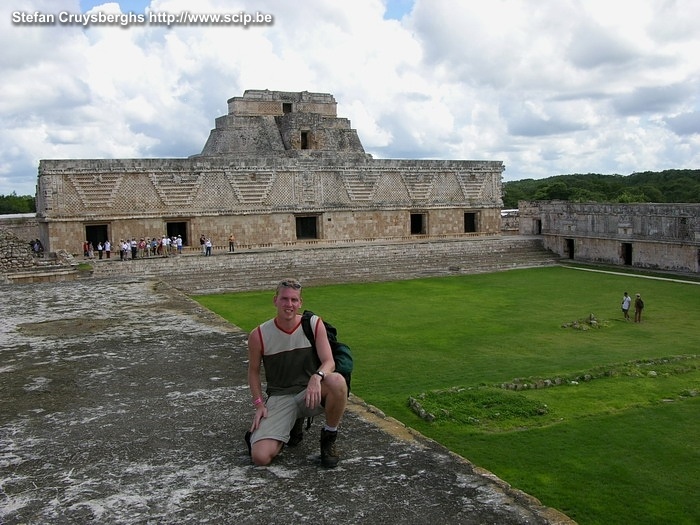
[301,310,316,347]
[301,310,317,431]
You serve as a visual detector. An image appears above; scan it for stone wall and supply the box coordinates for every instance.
[0,228,77,283]
[38,159,503,218]
[0,229,35,273]
[521,201,700,273]
[0,214,40,241]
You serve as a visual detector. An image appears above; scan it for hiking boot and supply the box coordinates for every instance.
[287,417,304,447]
[320,429,340,468]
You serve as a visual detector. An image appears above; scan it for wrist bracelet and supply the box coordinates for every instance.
[253,397,263,406]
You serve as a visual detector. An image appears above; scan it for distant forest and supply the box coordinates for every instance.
[0,192,35,214]
[502,169,700,208]
[1,169,699,214]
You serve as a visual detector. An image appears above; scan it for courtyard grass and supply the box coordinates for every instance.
[194,266,700,525]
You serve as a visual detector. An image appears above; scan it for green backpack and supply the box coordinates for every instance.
[301,310,353,394]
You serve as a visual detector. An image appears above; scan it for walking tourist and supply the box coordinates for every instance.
[634,293,644,323]
[621,292,631,321]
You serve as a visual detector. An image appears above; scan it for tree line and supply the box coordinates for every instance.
[1,169,699,214]
[0,193,35,214]
[503,169,700,208]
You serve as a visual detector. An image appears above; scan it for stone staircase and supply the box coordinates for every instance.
[88,235,559,294]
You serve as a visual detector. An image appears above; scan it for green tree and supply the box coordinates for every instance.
[0,193,36,214]
[503,169,700,205]
[502,186,526,208]
[615,189,649,203]
[534,180,570,200]
[569,188,607,202]
[639,184,664,203]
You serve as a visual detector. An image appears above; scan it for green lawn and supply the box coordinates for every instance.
[194,266,700,525]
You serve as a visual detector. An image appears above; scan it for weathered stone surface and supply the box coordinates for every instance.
[0,228,38,273]
[200,90,364,156]
[0,229,76,283]
[86,236,560,294]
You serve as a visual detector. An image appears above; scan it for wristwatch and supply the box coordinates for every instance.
[315,371,325,381]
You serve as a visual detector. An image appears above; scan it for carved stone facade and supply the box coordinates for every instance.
[36,90,504,254]
[520,201,700,273]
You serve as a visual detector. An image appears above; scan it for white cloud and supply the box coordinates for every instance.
[1,0,699,195]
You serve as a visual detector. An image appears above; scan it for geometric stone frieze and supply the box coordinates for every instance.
[149,172,204,206]
[68,173,124,208]
[457,171,489,201]
[300,171,317,204]
[342,171,381,201]
[481,173,499,201]
[225,171,276,204]
[401,171,435,200]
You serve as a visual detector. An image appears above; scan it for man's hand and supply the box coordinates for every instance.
[250,405,268,431]
[305,375,323,409]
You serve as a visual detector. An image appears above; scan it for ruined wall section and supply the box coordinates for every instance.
[521,201,700,273]
[536,202,699,242]
[0,214,40,242]
[0,229,34,273]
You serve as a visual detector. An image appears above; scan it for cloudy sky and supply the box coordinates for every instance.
[2,0,699,195]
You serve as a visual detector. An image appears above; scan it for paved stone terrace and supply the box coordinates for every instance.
[89,235,559,294]
[0,276,574,524]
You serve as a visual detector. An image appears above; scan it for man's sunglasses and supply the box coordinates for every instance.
[279,280,302,289]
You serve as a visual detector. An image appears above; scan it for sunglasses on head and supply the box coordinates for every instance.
[279,280,302,289]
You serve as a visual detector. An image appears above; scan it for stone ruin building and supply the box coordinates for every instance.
[519,200,700,273]
[35,89,504,254]
[23,88,698,277]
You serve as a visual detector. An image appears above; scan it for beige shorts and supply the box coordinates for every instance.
[250,389,325,445]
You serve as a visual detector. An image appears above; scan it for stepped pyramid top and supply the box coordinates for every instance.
[227,90,338,117]
[197,89,366,157]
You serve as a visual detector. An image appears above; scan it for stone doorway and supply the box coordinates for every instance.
[296,216,318,239]
[464,212,477,233]
[565,238,575,259]
[621,242,632,265]
[411,213,427,235]
[166,222,188,246]
[85,224,109,251]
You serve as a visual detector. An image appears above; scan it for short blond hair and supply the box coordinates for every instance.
[276,279,302,294]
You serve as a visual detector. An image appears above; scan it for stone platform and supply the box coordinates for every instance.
[0,277,573,524]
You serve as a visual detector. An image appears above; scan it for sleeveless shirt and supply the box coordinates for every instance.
[256,315,320,396]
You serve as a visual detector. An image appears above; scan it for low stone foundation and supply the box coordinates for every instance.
[87,235,559,294]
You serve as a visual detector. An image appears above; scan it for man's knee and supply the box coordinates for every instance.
[251,452,274,466]
[251,439,282,466]
[326,373,348,398]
